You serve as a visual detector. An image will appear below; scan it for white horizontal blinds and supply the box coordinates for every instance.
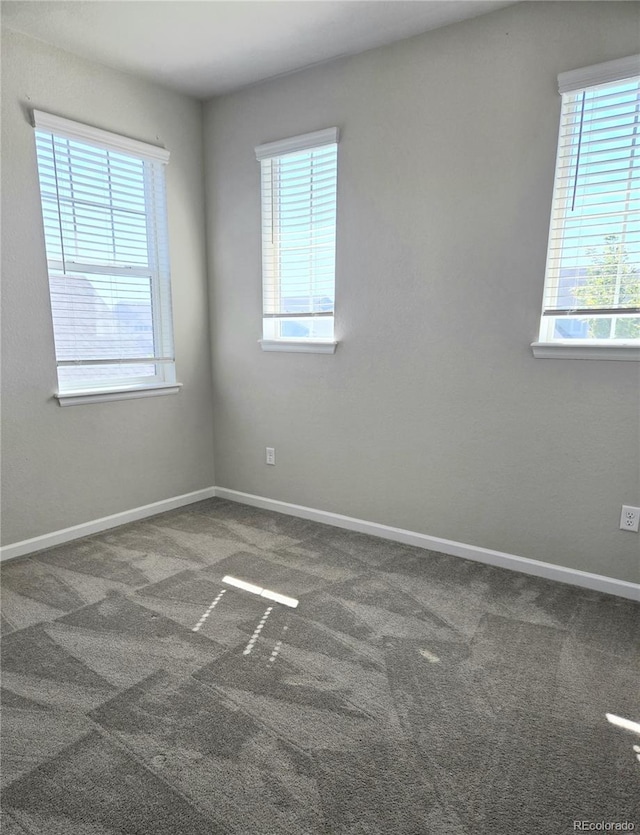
[541,58,640,341]
[257,128,338,341]
[33,111,174,389]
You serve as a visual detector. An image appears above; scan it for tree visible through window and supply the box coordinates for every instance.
[573,235,640,339]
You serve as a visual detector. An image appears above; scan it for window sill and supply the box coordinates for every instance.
[55,382,182,407]
[259,339,338,355]
[531,342,640,361]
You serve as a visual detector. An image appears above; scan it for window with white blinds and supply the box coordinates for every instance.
[538,55,640,345]
[33,111,176,394]
[256,128,338,347]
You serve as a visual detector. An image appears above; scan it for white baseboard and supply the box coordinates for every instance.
[0,487,216,563]
[2,484,638,602]
[215,487,640,602]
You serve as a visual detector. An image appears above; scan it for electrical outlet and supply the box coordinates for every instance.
[265,447,275,466]
[619,505,640,532]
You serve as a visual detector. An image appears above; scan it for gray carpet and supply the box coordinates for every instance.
[1,497,638,834]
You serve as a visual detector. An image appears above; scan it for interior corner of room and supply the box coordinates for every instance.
[1,0,639,596]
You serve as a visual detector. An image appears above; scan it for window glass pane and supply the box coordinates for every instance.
[261,138,337,341]
[49,271,154,363]
[58,364,157,389]
[551,314,640,340]
[34,116,175,392]
[540,74,640,343]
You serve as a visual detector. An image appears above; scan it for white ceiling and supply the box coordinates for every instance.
[1,0,517,98]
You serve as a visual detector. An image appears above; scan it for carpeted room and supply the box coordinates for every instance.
[1,2,639,834]
[1,499,639,833]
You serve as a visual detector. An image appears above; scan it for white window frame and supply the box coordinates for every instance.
[532,55,640,361]
[33,111,181,403]
[255,127,339,354]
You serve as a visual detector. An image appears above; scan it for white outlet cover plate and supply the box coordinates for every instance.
[619,505,640,532]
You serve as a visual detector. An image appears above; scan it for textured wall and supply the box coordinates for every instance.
[204,2,640,583]
[1,30,215,544]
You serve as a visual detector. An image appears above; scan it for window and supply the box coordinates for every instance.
[33,111,178,401]
[255,128,338,353]
[534,55,640,360]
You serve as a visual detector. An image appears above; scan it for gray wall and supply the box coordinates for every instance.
[204,2,640,583]
[1,30,215,544]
